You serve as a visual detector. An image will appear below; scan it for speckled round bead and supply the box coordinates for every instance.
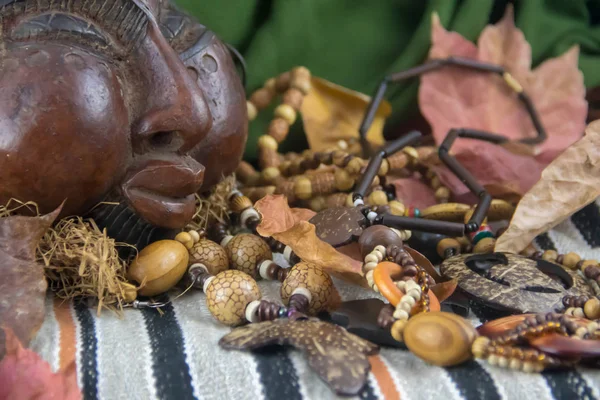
[280,262,338,314]
[189,239,229,275]
[225,234,272,278]
[205,270,262,326]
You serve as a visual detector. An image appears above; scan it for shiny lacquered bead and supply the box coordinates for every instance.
[280,262,339,314]
[189,238,229,275]
[205,270,261,326]
[403,311,477,367]
[225,234,272,278]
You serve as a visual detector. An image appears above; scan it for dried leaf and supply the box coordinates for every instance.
[496,120,600,254]
[219,318,378,396]
[255,194,314,237]
[430,279,458,303]
[389,177,437,209]
[0,328,81,400]
[301,77,391,152]
[0,207,60,351]
[420,7,587,199]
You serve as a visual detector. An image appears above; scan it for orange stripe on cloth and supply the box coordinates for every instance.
[53,298,77,371]
[369,355,400,400]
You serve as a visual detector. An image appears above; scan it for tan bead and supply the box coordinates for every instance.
[230,196,253,213]
[189,239,229,275]
[378,159,390,176]
[225,234,272,278]
[584,298,600,319]
[281,262,338,314]
[275,71,291,92]
[175,232,194,249]
[294,176,312,200]
[250,87,274,110]
[388,201,406,216]
[334,168,354,191]
[345,193,354,207]
[403,311,477,367]
[128,240,189,297]
[121,282,138,303]
[282,88,305,110]
[580,259,599,273]
[309,196,327,212]
[437,238,461,258]
[205,270,261,326]
[258,134,278,151]
[264,77,277,93]
[473,237,496,254]
[542,250,558,263]
[247,101,257,121]
[464,208,487,225]
[390,320,407,342]
[368,190,388,206]
[435,187,450,202]
[261,167,281,184]
[430,176,441,189]
[274,104,297,125]
[268,118,290,143]
[345,157,364,175]
[403,146,419,165]
[562,252,581,270]
[290,66,312,94]
[471,336,490,358]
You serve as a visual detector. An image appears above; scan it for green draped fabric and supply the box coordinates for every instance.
[175,0,600,160]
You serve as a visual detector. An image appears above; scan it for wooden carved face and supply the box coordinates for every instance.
[0,0,246,229]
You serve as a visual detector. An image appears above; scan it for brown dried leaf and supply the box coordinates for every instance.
[496,120,600,254]
[430,279,458,303]
[0,207,60,350]
[301,77,391,152]
[255,194,314,237]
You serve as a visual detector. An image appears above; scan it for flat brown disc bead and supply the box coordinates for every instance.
[281,262,340,314]
[205,270,261,326]
[358,225,403,258]
[403,311,476,367]
[309,206,367,248]
[189,238,229,275]
[225,234,272,278]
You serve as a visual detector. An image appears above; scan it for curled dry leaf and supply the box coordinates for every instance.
[0,328,81,400]
[495,120,600,254]
[420,6,587,199]
[255,195,365,286]
[301,77,391,152]
[0,206,60,353]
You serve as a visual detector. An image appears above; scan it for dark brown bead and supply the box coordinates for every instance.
[257,300,281,322]
[556,254,564,265]
[197,273,213,292]
[246,216,261,231]
[402,265,418,277]
[386,245,401,260]
[282,88,305,110]
[377,304,395,329]
[342,154,354,167]
[277,268,289,282]
[289,293,310,313]
[586,266,600,280]
[266,262,282,280]
[209,222,228,243]
[533,251,544,259]
[359,225,403,258]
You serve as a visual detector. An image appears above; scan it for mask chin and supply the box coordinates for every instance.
[85,200,175,260]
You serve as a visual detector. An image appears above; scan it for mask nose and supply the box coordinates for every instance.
[132,20,212,155]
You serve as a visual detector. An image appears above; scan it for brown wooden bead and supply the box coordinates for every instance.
[386,153,409,171]
[580,260,599,273]
[236,161,259,184]
[436,238,461,259]
[309,196,327,212]
[334,168,354,191]
[189,239,229,275]
[275,71,291,92]
[259,147,281,171]
[325,193,348,208]
[562,252,581,270]
[280,262,339,314]
[358,225,403,258]
[225,234,272,278]
[584,297,600,319]
[250,87,275,110]
[403,311,477,366]
[205,270,261,326]
[282,88,305,110]
[243,186,276,202]
[542,250,559,263]
[345,157,365,175]
[268,118,290,143]
[128,240,189,297]
[290,66,312,94]
[473,237,496,254]
[310,173,336,195]
[230,196,253,213]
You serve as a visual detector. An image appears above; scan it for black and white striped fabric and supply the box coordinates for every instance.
[30,201,600,400]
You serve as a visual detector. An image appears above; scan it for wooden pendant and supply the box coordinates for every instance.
[309,206,367,247]
[220,318,379,395]
[529,334,600,359]
[441,253,594,313]
[403,311,477,366]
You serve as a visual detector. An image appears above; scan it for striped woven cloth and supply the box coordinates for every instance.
[30,201,600,400]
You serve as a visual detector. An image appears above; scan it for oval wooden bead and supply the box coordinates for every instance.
[403,311,477,367]
[225,234,272,278]
[358,225,403,258]
[127,240,189,297]
[584,297,600,319]
[205,270,261,326]
[529,334,600,359]
[280,262,338,314]
[189,239,229,275]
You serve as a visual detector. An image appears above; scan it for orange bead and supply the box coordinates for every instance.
[373,262,404,306]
